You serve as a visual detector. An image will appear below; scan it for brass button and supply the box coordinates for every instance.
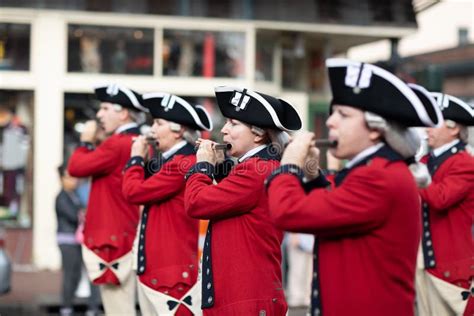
[151,279,157,285]
[182,271,189,278]
[443,271,450,278]
[111,235,117,241]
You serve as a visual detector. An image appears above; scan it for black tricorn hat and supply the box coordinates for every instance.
[326,59,441,127]
[430,92,474,126]
[214,86,302,132]
[408,84,443,128]
[142,92,213,131]
[94,84,148,113]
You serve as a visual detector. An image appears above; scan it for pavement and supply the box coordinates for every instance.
[0,268,308,316]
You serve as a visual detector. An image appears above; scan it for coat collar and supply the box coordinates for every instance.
[427,141,465,176]
[334,144,403,187]
[239,144,281,163]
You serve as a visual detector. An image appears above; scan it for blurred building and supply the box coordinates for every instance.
[348,0,474,146]
[0,0,432,269]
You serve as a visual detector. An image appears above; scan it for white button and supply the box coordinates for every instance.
[208,296,213,303]
[207,282,212,289]
[428,250,433,256]
[425,231,430,237]
[430,260,435,266]
[139,267,144,272]
[313,289,319,297]
[182,271,189,278]
[313,272,318,278]
[427,241,432,246]
[315,308,321,315]
[206,268,210,275]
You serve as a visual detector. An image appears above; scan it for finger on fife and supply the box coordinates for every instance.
[284,138,338,149]
[195,140,232,151]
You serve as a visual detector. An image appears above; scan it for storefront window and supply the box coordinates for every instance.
[0,23,30,71]
[0,90,33,227]
[255,33,275,82]
[63,93,99,160]
[163,30,245,78]
[67,24,154,75]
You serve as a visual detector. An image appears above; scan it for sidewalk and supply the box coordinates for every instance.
[0,267,97,316]
[0,268,308,316]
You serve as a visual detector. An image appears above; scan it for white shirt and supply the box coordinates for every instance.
[238,144,268,163]
[345,142,385,169]
[162,140,187,160]
[432,139,460,158]
[115,122,138,134]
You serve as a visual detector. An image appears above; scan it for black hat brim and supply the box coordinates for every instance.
[214,86,302,132]
[94,84,147,113]
[143,93,212,131]
[431,92,474,126]
[327,59,441,127]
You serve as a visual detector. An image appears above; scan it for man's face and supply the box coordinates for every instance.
[426,122,459,149]
[326,105,381,160]
[96,102,125,134]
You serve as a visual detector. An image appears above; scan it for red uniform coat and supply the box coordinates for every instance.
[122,146,200,294]
[268,147,420,316]
[68,128,140,284]
[185,153,288,316]
[420,146,474,290]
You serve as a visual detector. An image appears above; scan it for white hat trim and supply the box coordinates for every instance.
[93,83,149,113]
[408,83,444,128]
[143,92,211,131]
[326,58,438,127]
[431,92,474,117]
[195,105,213,131]
[214,86,297,132]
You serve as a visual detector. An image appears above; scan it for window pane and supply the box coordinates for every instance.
[0,90,34,227]
[255,33,275,82]
[163,30,245,78]
[68,24,154,75]
[0,23,30,71]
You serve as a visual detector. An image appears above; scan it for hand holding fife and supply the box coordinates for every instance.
[131,135,148,158]
[196,139,218,165]
[281,131,315,168]
[409,162,431,188]
[303,146,320,180]
[80,120,98,143]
